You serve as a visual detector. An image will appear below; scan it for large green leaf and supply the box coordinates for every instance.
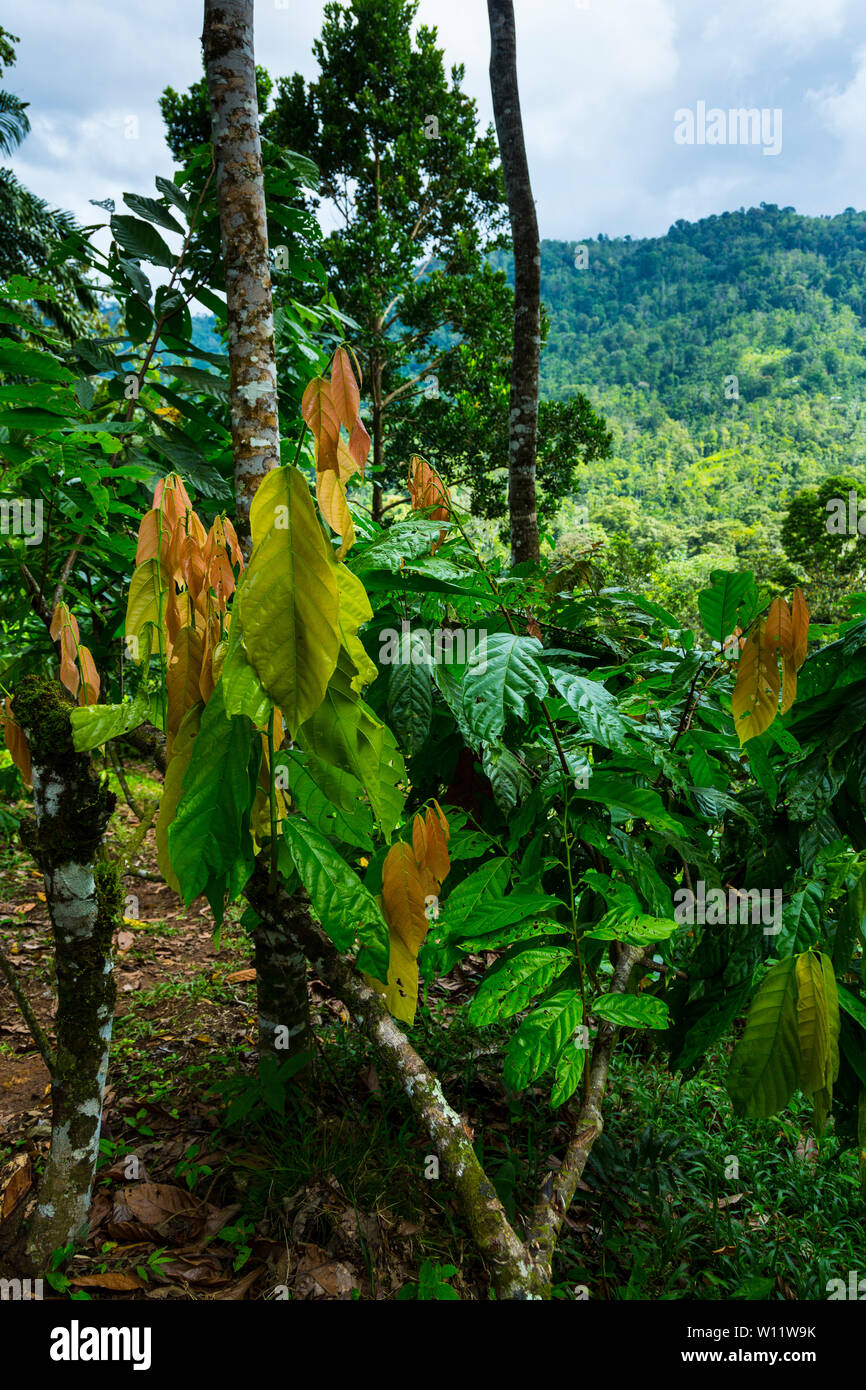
[571,775,685,837]
[504,987,584,1091]
[296,648,405,836]
[110,214,174,267]
[669,979,754,1075]
[482,742,532,813]
[837,983,866,1031]
[0,341,76,383]
[167,685,258,906]
[547,668,634,753]
[238,466,341,737]
[439,858,511,936]
[727,957,800,1117]
[776,882,822,956]
[550,1035,587,1108]
[282,816,388,978]
[219,606,272,726]
[387,640,433,753]
[698,570,758,645]
[833,867,866,974]
[591,993,670,1029]
[469,946,573,1026]
[122,191,185,235]
[70,690,156,751]
[796,951,839,1095]
[156,703,202,894]
[459,634,549,743]
[277,750,374,850]
[448,886,565,945]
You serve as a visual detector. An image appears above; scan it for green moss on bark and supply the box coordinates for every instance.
[12,676,115,868]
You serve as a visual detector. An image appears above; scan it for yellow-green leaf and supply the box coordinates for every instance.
[125,557,167,654]
[156,703,202,893]
[238,466,340,737]
[732,617,780,745]
[337,566,377,690]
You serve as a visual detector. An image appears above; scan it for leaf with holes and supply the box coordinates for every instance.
[469,946,573,1026]
[460,633,548,743]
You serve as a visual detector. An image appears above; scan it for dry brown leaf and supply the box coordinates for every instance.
[68,1270,145,1291]
[1,1155,32,1218]
[295,1244,360,1299]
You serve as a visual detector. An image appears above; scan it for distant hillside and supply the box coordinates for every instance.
[494,205,866,568]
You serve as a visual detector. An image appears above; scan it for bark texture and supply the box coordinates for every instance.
[203,0,279,549]
[253,901,312,1060]
[11,677,120,1274]
[203,0,310,1060]
[488,0,541,565]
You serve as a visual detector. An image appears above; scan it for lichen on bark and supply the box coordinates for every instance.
[203,0,279,551]
[11,676,120,1274]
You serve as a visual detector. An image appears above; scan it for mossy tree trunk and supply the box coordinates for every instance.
[253,904,312,1060]
[12,677,120,1274]
[203,0,311,1063]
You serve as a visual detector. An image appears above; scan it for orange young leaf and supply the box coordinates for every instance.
[329,346,361,432]
[301,376,340,473]
[316,468,355,558]
[166,624,205,737]
[381,840,431,957]
[2,698,32,786]
[76,646,100,706]
[348,418,371,473]
[732,618,781,745]
[791,586,810,670]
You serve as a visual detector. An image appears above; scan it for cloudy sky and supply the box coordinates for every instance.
[5,0,866,243]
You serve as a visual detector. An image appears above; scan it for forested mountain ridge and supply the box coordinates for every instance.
[497,204,866,595]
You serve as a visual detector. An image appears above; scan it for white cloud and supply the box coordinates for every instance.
[809,46,866,141]
[4,0,866,245]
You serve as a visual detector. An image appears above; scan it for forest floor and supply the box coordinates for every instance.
[0,759,862,1301]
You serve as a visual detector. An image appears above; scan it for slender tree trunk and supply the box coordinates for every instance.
[203,0,279,551]
[253,907,312,1059]
[246,862,547,1298]
[12,677,120,1274]
[371,351,384,523]
[488,0,541,565]
[203,0,311,1063]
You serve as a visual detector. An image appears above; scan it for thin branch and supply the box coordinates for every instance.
[382,354,446,408]
[245,863,546,1299]
[108,743,143,821]
[526,943,643,1278]
[0,934,56,1074]
[51,530,87,615]
[19,564,54,630]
